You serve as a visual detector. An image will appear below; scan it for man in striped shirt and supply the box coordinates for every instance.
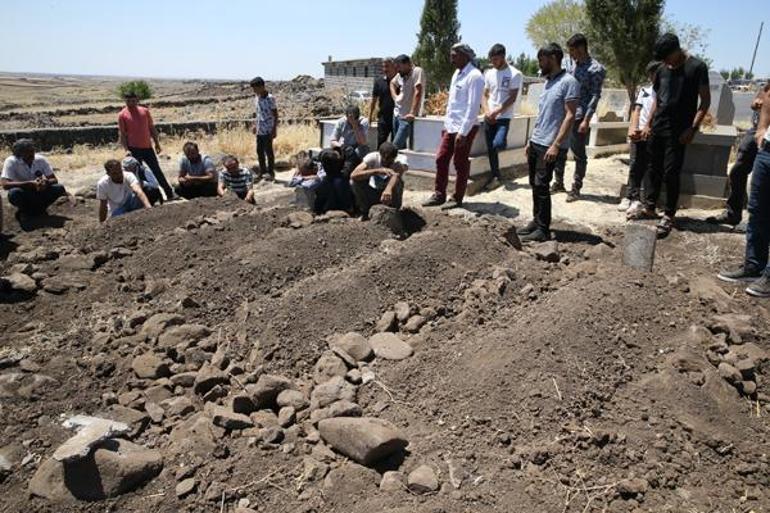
[217,155,255,204]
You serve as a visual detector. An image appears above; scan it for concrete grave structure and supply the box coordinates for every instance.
[322,57,383,93]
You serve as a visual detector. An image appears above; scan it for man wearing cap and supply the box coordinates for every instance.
[422,43,485,210]
[118,92,175,200]
[121,156,162,206]
[517,43,579,243]
[1,138,67,223]
[718,86,770,297]
[643,33,710,238]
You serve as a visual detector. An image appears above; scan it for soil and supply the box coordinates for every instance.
[0,176,769,512]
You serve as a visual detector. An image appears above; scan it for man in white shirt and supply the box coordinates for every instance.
[350,141,407,219]
[1,138,67,222]
[423,44,485,210]
[97,159,152,222]
[390,55,426,150]
[482,43,522,190]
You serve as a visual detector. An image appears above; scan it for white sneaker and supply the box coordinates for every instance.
[617,198,631,212]
[625,200,643,218]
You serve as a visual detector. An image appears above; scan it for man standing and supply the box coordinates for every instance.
[481,43,523,190]
[369,58,397,148]
[517,43,579,242]
[391,55,426,150]
[708,82,770,227]
[118,92,174,200]
[351,142,407,219]
[552,33,605,202]
[718,86,770,297]
[250,77,278,181]
[330,105,370,178]
[97,159,152,222]
[422,44,485,210]
[175,141,218,199]
[643,33,710,238]
[1,139,67,223]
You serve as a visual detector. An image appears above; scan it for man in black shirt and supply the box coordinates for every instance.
[369,58,397,148]
[642,33,710,238]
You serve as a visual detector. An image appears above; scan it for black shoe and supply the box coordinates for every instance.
[422,194,446,207]
[520,227,550,243]
[565,189,581,203]
[656,215,674,239]
[550,182,566,194]
[718,267,762,283]
[441,197,463,210]
[706,212,740,226]
[517,220,538,236]
[746,275,770,298]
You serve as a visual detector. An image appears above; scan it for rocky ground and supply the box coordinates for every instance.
[0,165,769,513]
[0,75,345,130]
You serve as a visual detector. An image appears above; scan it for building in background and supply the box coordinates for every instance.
[322,57,383,94]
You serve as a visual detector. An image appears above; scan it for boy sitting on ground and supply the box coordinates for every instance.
[217,155,255,204]
[289,151,324,211]
[350,141,407,219]
[97,159,152,222]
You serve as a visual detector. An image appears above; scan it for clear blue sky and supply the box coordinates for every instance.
[0,0,767,80]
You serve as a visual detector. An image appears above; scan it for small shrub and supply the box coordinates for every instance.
[117,80,153,101]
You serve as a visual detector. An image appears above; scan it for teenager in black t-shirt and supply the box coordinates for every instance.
[642,33,711,239]
[369,58,397,148]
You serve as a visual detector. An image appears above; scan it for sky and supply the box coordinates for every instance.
[0,0,767,80]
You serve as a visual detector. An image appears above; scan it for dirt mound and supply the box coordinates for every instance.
[0,193,768,512]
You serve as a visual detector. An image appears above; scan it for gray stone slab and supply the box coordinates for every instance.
[623,224,657,272]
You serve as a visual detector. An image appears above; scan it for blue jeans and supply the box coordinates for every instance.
[745,147,770,275]
[111,193,144,217]
[392,117,412,150]
[7,184,66,215]
[485,119,510,178]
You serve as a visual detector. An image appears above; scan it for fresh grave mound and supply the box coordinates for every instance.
[0,195,768,513]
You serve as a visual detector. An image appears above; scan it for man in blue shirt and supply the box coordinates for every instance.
[552,33,606,203]
[517,43,579,243]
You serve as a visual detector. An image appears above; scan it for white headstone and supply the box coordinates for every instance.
[708,71,735,125]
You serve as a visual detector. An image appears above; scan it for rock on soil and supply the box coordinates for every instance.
[310,376,357,411]
[380,470,406,492]
[313,351,348,384]
[0,272,38,293]
[175,478,197,498]
[323,463,380,495]
[318,417,408,466]
[369,333,413,360]
[131,353,170,379]
[247,374,293,408]
[533,241,560,263]
[407,464,439,494]
[29,439,162,502]
[330,332,373,361]
[53,416,130,463]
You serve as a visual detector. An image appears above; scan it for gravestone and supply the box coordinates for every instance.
[708,71,735,125]
[523,83,545,114]
[623,223,657,272]
[598,89,631,121]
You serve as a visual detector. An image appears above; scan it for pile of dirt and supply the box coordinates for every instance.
[0,191,768,512]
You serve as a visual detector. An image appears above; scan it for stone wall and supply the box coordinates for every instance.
[323,76,375,93]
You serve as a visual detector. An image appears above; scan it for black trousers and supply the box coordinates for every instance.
[626,140,651,201]
[377,116,394,148]
[351,179,403,217]
[725,128,758,222]
[528,142,566,232]
[143,187,162,206]
[256,135,275,176]
[128,147,173,199]
[175,181,218,200]
[644,134,686,217]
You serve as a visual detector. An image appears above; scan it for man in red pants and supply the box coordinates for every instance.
[423,43,485,210]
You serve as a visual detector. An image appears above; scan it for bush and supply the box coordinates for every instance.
[117,80,153,101]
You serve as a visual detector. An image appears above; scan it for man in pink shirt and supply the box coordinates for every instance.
[118,92,174,200]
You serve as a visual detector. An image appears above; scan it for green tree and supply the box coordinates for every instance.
[117,80,153,101]
[719,69,730,80]
[526,0,589,50]
[514,53,541,77]
[730,67,745,80]
[413,0,461,92]
[585,0,664,104]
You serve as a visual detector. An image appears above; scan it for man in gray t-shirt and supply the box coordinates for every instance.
[175,141,218,199]
[518,43,579,243]
[330,105,370,178]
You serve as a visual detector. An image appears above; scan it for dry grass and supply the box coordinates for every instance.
[20,124,318,172]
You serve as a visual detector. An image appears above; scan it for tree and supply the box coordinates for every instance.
[585,0,664,105]
[413,0,461,93]
[526,0,589,50]
[730,67,746,80]
[720,69,730,80]
[514,53,541,77]
[117,80,152,101]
